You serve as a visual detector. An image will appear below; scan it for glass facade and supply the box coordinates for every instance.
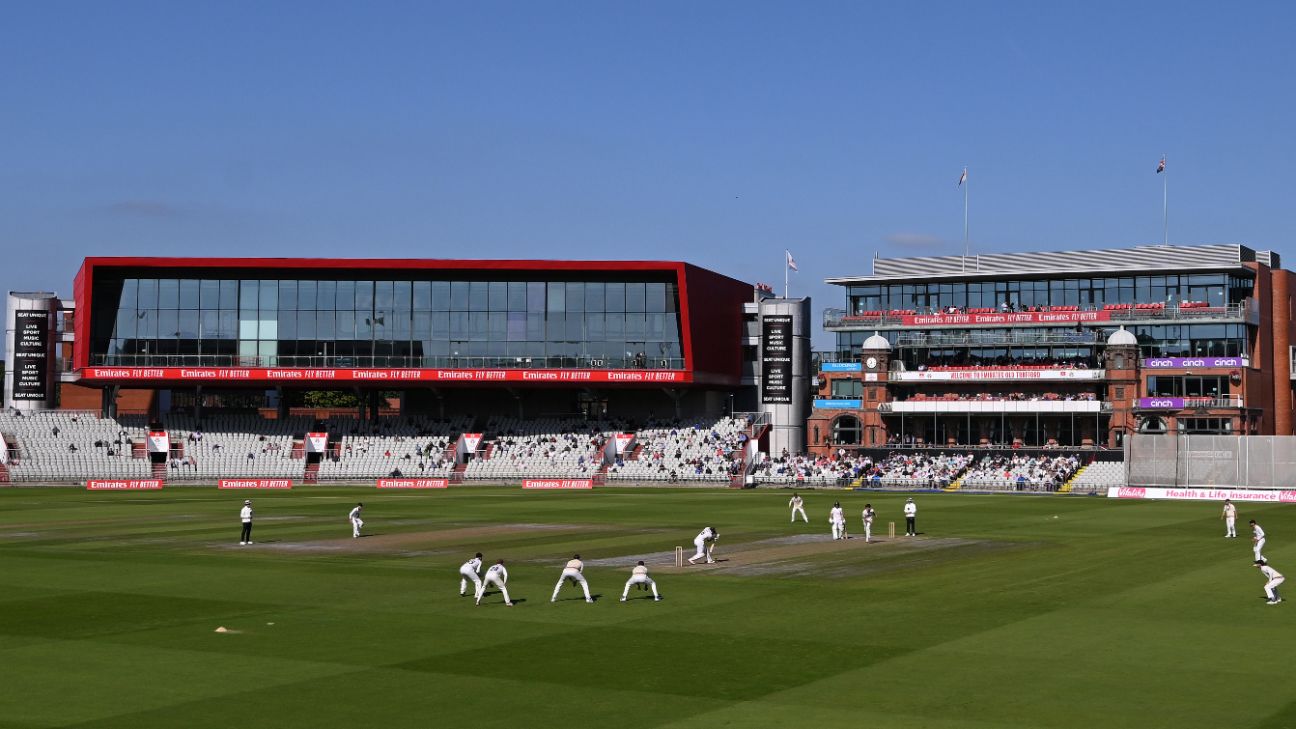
[91,275,684,369]
[846,273,1253,314]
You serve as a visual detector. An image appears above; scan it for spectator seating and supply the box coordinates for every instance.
[317,415,473,480]
[157,414,312,481]
[463,417,626,481]
[1066,461,1126,493]
[0,410,150,482]
[959,454,1081,492]
[606,416,748,483]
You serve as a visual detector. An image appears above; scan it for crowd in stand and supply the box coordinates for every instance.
[0,409,1103,489]
[960,454,1082,491]
[608,417,748,481]
[750,451,878,483]
[917,356,1093,371]
[873,452,974,486]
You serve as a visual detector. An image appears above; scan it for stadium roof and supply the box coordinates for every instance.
[826,243,1280,285]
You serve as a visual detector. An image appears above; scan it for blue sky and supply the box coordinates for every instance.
[3,1,1294,348]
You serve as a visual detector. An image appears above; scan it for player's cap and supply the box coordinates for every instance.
[1255,559,1268,566]
[244,499,251,504]
[906,497,914,502]
[637,560,645,565]
[475,552,482,558]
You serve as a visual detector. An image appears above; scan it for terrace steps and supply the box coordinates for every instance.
[1059,465,1086,494]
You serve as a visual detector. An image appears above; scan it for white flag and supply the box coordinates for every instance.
[786,250,798,272]
[958,167,967,187]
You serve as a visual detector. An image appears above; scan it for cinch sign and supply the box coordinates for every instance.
[522,479,594,490]
[86,479,164,490]
[1142,357,1247,369]
[218,479,293,489]
[376,478,449,489]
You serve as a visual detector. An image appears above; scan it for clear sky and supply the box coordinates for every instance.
[3,1,1294,349]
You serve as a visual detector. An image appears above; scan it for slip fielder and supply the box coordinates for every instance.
[620,560,661,602]
[459,552,483,597]
[476,559,513,606]
[551,554,593,603]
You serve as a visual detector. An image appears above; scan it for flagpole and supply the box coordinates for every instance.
[1162,155,1168,245]
[963,171,969,270]
[784,254,789,299]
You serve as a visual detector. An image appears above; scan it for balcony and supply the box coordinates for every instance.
[824,300,1257,331]
[891,368,1105,383]
[879,400,1110,414]
[87,354,689,371]
[896,331,1104,348]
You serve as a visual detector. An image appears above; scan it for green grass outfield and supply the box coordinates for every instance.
[1,486,1292,729]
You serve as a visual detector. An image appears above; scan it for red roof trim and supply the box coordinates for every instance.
[80,257,693,272]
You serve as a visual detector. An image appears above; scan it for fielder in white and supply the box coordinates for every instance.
[476,559,513,606]
[551,554,593,603]
[1256,560,1284,605]
[1251,520,1267,562]
[789,493,808,523]
[459,552,483,597]
[1221,499,1237,538]
[862,503,876,543]
[348,503,364,538]
[620,560,661,602]
[829,502,846,540]
[688,526,718,564]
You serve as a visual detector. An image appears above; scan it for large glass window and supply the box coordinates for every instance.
[94,273,686,368]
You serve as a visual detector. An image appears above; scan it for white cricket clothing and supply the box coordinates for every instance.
[240,506,252,523]
[1253,525,1267,561]
[904,503,917,518]
[552,567,591,601]
[459,557,483,595]
[692,535,708,561]
[1260,565,1285,600]
[1254,524,1266,539]
[349,506,363,520]
[862,508,875,541]
[565,559,584,572]
[691,527,717,562]
[622,572,659,600]
[632,565,649,577]
[830,506,845,539]
[476,565,511,604]
[789,497,807,522]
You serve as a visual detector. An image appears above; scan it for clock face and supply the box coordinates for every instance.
[865,356,878,369]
